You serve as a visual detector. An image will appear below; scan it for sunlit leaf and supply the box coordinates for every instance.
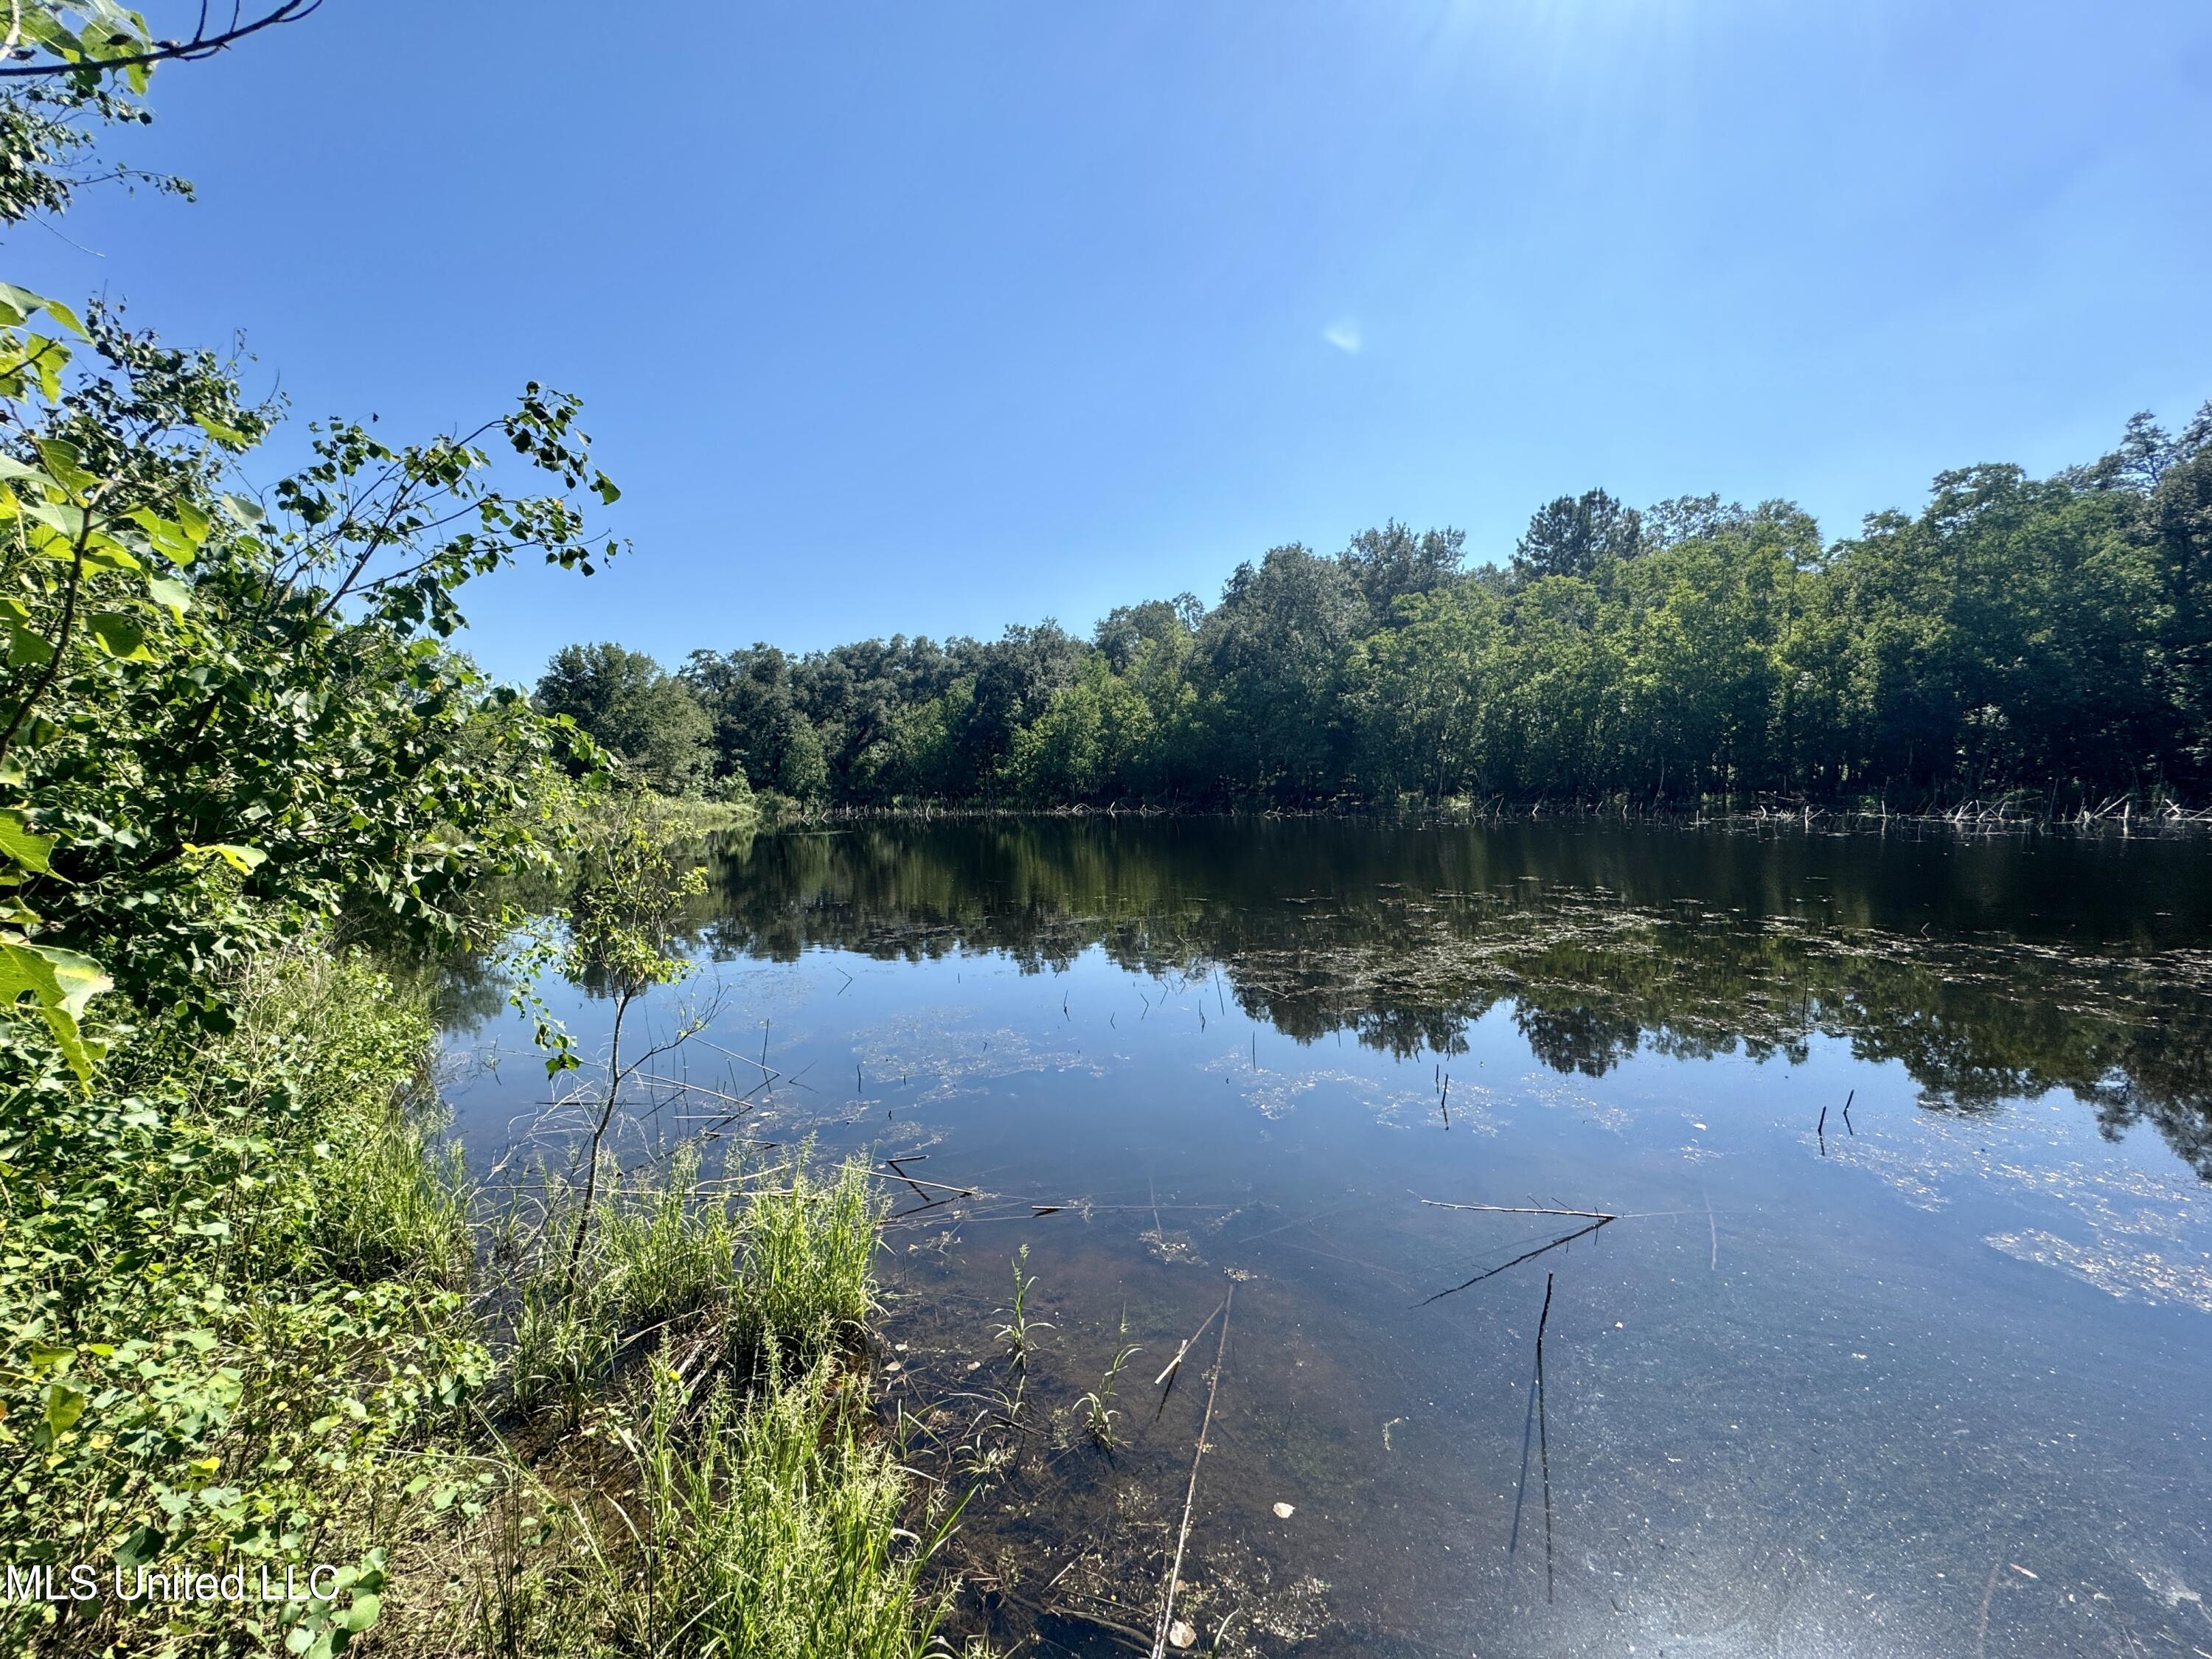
[147,574,193,616]
[0,810,56,874]
[43,1382,86,1436]
[183,842,269,875]
[0,936,111,1082]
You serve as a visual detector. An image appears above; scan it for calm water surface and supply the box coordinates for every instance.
[441,820,2212,1658]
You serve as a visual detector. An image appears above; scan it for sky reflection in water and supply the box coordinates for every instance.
[442,820,2212,1658]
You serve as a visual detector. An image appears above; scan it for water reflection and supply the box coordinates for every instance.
[677,819,2212,1181]
[439,818,2212,1657]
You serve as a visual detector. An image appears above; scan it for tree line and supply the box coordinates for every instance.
[540,415,2212,813]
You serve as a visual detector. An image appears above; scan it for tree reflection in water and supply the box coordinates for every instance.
[652,816,2212,1180]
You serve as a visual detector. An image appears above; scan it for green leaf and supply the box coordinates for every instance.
[22,500,86,539]
[184,843,268,875]
[114,1526,165,1572]
[128,507,203,566]
[0,937,112,1082]
[0,287,31,327]
[193,412,250,448]
[39,298,87,341]
[219,492,267,529]
[0,938,108,1022]
[25,338,66,403]
[338,1593,381,1634]
[147,575,193,616]
[32,439,94,493]
[0,454,52,490]
[0,810,56,874]
[43,1382,86,1436]
[7,626,53,671]
[86,612,153,661]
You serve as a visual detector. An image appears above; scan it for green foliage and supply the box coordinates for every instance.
[1075,1310,1142,1453]
[0,15,957,1655]
[535,640,713,795]
[503,802,710,1292]
[740,1153,880,1357]
[504,1141,881,1417]
[0,951,484,1657]
[632,410,2212,812]
[598,1355,956,1659]
[560,804,709,998]
[992,1243,1051,1370]
[1513,488,1643,582]
[595,1140,747,1332]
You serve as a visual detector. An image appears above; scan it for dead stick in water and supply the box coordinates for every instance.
[1418,1215,1613,1305]
[1152,1282,1235,1659]
[865,1168,978,1198]
[1415,1196,1617,1221]
[1152,1297,1228,1388]
[1536,1270,1555,1605]
[1841,1088,1856,1135]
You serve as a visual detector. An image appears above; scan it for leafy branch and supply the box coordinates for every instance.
[0,1,321,84]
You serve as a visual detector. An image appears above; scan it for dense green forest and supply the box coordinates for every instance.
[542,428,2212,812]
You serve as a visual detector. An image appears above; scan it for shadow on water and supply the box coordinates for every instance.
[439,818,2212,1658]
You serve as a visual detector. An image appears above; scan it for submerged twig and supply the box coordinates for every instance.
[1417,1215,1613,1305]
[1152,1297,1228,1389]
[1151,1281,1234,1659]
[1537,1271,1555,1604]
[866,1166,978,1199]
[1415,1195,1617,1221]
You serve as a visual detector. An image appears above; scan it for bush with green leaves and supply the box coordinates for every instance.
[0,13,970,1658]
[0,6,625,1649]
[0,950,485,1657]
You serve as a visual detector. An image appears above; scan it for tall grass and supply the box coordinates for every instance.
[91,946,945,1658]
[315,1098,474,1286]
[504,1138,880,1422]
[479,1140,945,1658]
[740,1152,880,1357]
[597,1357,956,1659]
[597,1141,745,1329]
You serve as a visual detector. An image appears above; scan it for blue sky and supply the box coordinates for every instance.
[13,1,2211,686]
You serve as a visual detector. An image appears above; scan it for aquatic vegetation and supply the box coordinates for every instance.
[993,1243,1054,1368]
[595,1142,746,1331]
[1075,1310,1144,1452]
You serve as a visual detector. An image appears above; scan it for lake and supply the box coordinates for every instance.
[439,818,2212,1658]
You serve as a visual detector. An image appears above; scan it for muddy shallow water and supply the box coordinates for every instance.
[440,818,2212,1658]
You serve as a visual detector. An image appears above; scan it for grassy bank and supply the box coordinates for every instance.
[1,949,964,1659]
